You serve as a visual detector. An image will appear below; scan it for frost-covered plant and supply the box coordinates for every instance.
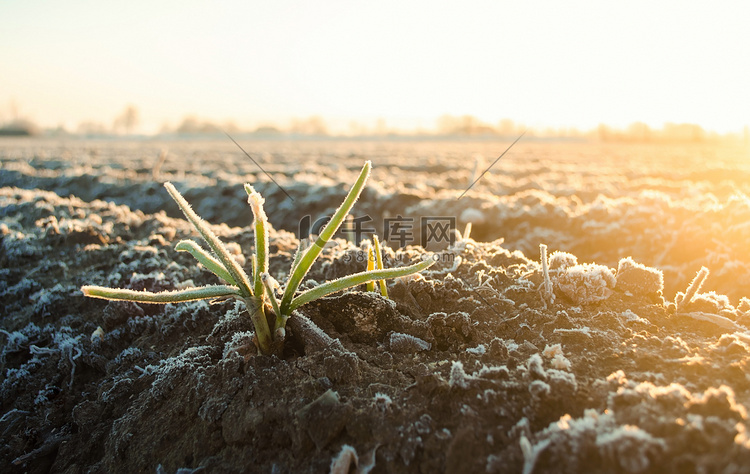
[82,161,434,354]
[539,244,554,305]
[675,266,709,312]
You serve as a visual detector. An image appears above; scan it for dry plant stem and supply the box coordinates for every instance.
[280,161,372,315]
[540,244,553,301]
[677,266,709,312]
[286,311,339,353]
[462,222,472,241]
[683,311,743,331]
[152,149,168,180]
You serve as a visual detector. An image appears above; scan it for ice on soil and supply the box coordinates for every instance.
[466,344,486,355]
[142,345,214,399]
[223,331,255,359]
[556,263,616,305]
[389,332,431,353]
[0,322,41,362]
[548,251,578,271]
[28,328,83,389]
[373,392,393,412]
[1,324,83,399]
[449,360,470,389]
[615,257,664,297]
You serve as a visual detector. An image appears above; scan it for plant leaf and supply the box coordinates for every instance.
[175,240,237,285]
[262,272,284,329]
[289,256,435,312]
[289,238,309,278]
[81,284,241,303]
[281,161,371,314]
[164,182,253,297]
[245,184,269,299]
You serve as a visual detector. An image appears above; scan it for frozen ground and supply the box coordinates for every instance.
[3,138,750,300]
[1,137,750,472]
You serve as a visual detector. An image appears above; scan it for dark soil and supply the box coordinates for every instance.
[2,138,750,473]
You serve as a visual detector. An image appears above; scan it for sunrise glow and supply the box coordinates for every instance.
[1,1,748,136]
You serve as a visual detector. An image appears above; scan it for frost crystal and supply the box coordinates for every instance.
[556,263,616,305]
[518,434,551,474]
[389,332,431,353]
[466,344,486,356]
[551,354,571,371]
[615,257,663,296]
[28,328,83,389]
[543,342,571,372]
[539,244,555,306]
[223,331,255,359]
[548,251,578,270]
[527,353,547,380]
[529,380,551,400]
[542,343,564,359]
[596,425,666,473]
[449,360,469,389]
[373,392,393,412]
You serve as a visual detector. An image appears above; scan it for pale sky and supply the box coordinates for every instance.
[1,1,749,134]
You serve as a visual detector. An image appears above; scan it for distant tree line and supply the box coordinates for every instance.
[2,101,748,144]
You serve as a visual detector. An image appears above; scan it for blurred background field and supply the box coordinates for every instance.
[2,136,749,303]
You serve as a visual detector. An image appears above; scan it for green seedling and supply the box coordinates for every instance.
[364,234,388,297]
[82,161,435,354]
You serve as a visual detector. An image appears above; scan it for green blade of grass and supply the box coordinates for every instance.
[175,240,237,285]
[280,161,372,315]
[165,182,253,297]
[261,272,284,329]
[289,257,435,312]
[245,184,269,299]
[288,239,309,279]
[81,285,240,303]
[372,234,388,298]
